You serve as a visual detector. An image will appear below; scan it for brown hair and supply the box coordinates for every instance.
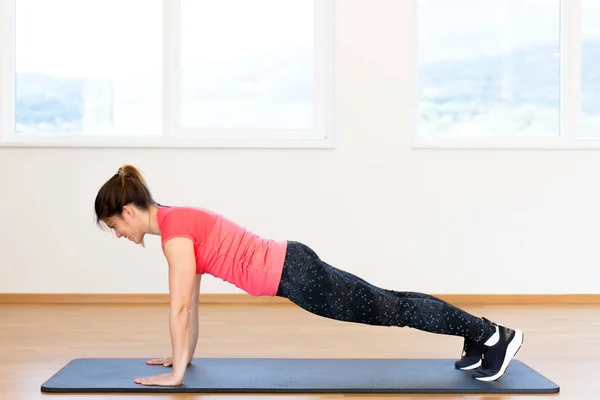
[94,164,158,229]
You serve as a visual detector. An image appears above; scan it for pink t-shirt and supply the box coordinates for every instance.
[156,206,287,296]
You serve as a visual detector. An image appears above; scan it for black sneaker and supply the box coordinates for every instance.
[454,317,492,370]
[454,337,483,370]
[472,325,524,381]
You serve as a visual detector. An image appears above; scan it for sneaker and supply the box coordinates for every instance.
[472,325,524,381]
[454,317,492,370]
[454,337,483,370]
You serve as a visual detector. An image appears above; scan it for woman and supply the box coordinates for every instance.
[94,165,523,387]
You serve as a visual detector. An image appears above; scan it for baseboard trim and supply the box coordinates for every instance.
[0,293,598,305]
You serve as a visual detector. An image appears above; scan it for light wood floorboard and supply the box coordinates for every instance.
[1,303,597,399]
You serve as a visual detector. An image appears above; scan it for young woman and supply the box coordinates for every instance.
[94,165,524,387]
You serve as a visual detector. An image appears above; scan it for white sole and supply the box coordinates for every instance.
[474,329,524,381]
[459,360,482,370]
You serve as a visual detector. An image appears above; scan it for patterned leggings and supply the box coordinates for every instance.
[275,241,496,343]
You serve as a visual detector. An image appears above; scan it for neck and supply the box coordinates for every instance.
[146,204,161,235]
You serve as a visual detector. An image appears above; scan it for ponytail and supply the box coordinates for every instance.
[94,164,158,228]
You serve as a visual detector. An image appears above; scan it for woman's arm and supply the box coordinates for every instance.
[163,237,197,384]
[187,274,202,363]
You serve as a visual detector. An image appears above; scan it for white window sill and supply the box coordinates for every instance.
[0,132,335,149]
[412,136,600,150]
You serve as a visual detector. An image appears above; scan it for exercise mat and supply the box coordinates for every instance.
[41,357,559,394]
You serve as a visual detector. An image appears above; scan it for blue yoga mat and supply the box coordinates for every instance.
[41,357,559,394]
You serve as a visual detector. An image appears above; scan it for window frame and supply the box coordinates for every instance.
[411,0,600,150]
[0,0,335,149]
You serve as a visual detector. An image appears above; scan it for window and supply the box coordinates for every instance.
[12,0,163,138]
[581,0,600,137]
[415,0,600,148]
[0,0,334,148]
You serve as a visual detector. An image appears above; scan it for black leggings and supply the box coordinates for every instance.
[276,241,496,344]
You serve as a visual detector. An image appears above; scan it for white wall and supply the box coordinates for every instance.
[1,0,598,295]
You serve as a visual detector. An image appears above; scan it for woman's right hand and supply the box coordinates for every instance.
[146,357,172,367]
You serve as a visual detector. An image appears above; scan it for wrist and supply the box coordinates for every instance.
[171,366,185,382]
[172,356,189,377]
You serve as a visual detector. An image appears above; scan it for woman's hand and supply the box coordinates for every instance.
[146,357,172,367]
[134,372,183,386]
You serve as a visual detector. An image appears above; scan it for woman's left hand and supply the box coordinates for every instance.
[133,372,183,386]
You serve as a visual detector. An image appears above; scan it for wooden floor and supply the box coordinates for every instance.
[1,302,597,399]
